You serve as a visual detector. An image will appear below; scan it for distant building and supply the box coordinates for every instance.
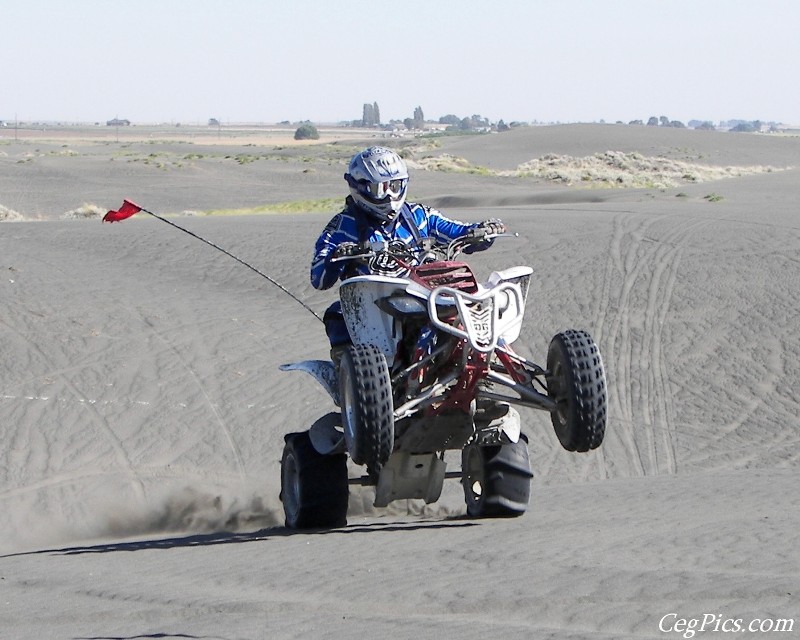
[106,118,131,126]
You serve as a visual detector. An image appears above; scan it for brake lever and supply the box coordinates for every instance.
[328,243,375,263]
[367,240,390,252]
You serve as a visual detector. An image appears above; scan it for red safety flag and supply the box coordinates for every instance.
[103,199,142,223]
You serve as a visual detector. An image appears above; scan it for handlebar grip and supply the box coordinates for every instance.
[467,226,489,240]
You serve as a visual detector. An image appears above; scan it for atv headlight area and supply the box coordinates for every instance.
[428,283,526,352]
[497,289,512,316]
[376,294,458,320]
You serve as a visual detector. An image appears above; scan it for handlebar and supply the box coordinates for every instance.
[328,229,516,266]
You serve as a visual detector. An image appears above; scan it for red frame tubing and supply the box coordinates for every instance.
[496,348,532,385]
[428,347,489,415]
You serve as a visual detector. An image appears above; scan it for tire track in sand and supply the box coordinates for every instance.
[0,313,147,503]
[139,311,248,483]
[595,213,707,477]
[594,213,648,477]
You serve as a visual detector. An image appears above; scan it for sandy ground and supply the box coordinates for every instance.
[1,124,799,638]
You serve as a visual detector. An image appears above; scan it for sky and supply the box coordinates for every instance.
[3,0,799,126]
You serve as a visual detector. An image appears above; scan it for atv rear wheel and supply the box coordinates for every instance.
[546,329,607,452]
[462,436,533,518]
[338,344,394,478]
[280,431,349,529]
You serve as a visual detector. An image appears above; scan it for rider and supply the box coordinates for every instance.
[311,145,506,351]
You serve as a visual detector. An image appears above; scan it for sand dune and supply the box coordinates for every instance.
[1,125,798,638]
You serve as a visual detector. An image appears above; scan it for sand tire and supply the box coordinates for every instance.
[462,436,533,518]
[280,431,349,529]
[338,344,394,478]
[546,329,607,452]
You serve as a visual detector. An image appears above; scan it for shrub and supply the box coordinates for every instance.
[294,124,320,140]
[62,203,105,219]
[0,204,24,221]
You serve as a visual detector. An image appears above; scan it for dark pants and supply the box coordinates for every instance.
[323,301,351,347]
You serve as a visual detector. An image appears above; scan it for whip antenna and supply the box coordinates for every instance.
[103,200,323,323]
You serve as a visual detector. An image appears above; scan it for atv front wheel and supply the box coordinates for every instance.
[338,344,394,478]
[546,329,607,452]
[462,436,533,518]
[280,431,349,529]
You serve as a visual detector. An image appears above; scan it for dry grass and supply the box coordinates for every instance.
[200,198,342,216]
[0,204,24,221]
[410,153,492,176]
[5,124,382,147]
[61,203,106,220]
[410,150,791,188]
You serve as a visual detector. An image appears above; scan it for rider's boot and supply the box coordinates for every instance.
[475,378,508,422]
[330,344,348,377]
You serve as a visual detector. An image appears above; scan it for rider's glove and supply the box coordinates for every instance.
[464,218,506,254]
[330,242,361,259]
[477,218,507,236]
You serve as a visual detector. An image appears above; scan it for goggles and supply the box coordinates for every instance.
[358,178,407,201]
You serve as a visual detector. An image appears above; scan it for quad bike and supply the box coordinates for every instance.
[279,228,607,529]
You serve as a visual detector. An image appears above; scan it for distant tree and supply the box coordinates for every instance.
[629,119,644,125]
[647,116,659,126]
[413,106,425,129]
[724,119,764,131]
[403,117,414,130]
[497,119,510,131]
[470,114,490,128]
[668,120,686,128]
[362,103,375,127]
[294,123,320,140]
[659,115,670,126]
[373,102,381,126]
[447,114,492,131]
[695,121,715,130]
[730,121,759,133]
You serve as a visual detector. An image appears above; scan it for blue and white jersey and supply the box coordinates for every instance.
[311,200,479,290]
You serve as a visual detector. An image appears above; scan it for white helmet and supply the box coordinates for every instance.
[345,146,409,223]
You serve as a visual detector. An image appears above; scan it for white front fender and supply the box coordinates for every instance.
[279,360,339,406]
